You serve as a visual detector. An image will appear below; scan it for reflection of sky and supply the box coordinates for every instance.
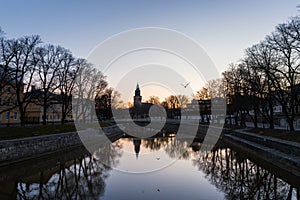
[103,138,224,200]
[104,161,224,200]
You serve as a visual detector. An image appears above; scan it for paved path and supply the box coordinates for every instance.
[223,129,300,177]
[245,121,300,131]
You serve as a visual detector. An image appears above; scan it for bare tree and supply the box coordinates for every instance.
[176,94,189,108]
[165,95,179,110]
[207,79,225,98]
[165,95,179,118]
[3,36,41,125]
[222,64,247,126]
[196,87,210,100]
[146,96,160,104]
[266,18,300,131]
[111,90,123,109]
[95,87,124,120]
[73,61,107,122]
[34,44,66,125]
[245,42,279,129]
[0,33,15,105]
[160,101,168,109]
[57,53,80,124]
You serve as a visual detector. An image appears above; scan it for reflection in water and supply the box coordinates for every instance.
[93,140,123,169]
[0,140,123,199]
[192,147,300,200]
[133,138,141,159]
[17,155,108,199]
[0,137,299,199]
[133,137,300,199]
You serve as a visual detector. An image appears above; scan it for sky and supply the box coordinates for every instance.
[0,0,299,101]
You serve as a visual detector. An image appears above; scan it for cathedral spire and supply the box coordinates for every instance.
[133,138,141,159]
[134,82,142,107]
[135,83,141,96]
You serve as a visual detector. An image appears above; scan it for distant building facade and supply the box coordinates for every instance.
[25,87,73,124]
[0,83,22,125]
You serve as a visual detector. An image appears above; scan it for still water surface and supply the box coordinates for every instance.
[0,137,299,199]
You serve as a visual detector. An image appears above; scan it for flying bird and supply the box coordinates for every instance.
[181,82,190,88]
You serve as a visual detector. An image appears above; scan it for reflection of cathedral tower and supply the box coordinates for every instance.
[133,138,141,159]
[134,83,142,107]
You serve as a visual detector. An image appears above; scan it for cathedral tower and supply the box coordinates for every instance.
[134,83,142,107]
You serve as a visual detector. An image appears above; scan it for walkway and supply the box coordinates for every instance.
[223,129,300,178]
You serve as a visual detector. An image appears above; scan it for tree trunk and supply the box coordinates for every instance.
[201,114,204,123]
[20,112,26,127]
[19,103,26,126]
[287,118,295,131]
[254,108,258,128]
[43,98,47,125]
[61,113,66,124]
[268,98,274,129]
[61,105,65,124]
[234,114,238,126]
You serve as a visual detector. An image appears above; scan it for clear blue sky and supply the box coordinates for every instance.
[1,0,298,73]
[1,1,299,102]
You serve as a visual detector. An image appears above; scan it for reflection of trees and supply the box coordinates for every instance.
[14,138,294,199]
[164,139,192,159]
[142,137,195,160]
[93,140,123,168]
[192,146,299,199]
[16,155,107,199]
[142,137,171,151]
[141,137,299,199]
[16,142,123,199]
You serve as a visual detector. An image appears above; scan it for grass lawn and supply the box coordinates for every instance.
[246,128,300,143]
[0,121,113,140]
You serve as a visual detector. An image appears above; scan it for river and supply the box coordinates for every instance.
[0,136,299,199]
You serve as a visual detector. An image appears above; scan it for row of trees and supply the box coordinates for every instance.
[195,16,300,131]
[4,15,300,128]
[146,95,189,110]
[96,94,190,120]
[1,26,194,124]
[0,29,108,125]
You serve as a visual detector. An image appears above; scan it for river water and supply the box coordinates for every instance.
[0,136,299,199]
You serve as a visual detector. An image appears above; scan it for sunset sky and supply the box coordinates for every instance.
[0,0,299,101]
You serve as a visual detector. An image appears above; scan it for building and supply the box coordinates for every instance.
[0,84,22,125]
[24,87,73,124]
[0,65,23,125]
[134,83,142,107]
[130,83,153,119]
[184,99,211,121]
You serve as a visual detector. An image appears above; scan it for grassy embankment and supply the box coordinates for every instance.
[247,128,300,143]
[0,122,112,140]
[203,122,300,143]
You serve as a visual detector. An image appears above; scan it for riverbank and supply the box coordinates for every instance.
[0,125,123,167]
[246,127,300,142]
[0,122,112,140]
[222,129,300,182]
[1,121,300,176]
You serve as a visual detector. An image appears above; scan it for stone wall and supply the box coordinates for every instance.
[0,125,123,165]
[0,132,82,164]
